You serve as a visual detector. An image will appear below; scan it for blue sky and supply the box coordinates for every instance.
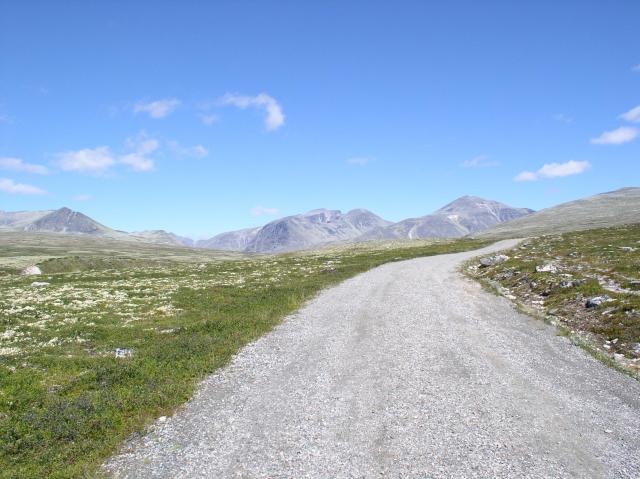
[0,1,638,238]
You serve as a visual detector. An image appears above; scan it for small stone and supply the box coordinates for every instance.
[585,295,612,308]
[613,353,625,363]
[158,416,167,423]
[21,265,42,276]
[535,263,558,273]
[114,348,134,358]
[479,254,509,268]
[30,281,50,287]
[605,429,613,434]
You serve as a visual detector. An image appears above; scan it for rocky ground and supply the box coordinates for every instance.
[468,224,640,376]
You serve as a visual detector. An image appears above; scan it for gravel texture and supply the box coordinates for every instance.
[104,240,640,478]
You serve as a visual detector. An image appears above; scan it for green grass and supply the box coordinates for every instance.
[467,224,640,375]
[0,236,489,478]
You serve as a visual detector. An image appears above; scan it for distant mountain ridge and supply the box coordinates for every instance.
[6,188,638,252]
[359,196,533,241]
[0,197,533,252]
[196,197,533,252]
[245,208,392,253]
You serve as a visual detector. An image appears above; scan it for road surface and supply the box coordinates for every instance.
[105,240,640,478]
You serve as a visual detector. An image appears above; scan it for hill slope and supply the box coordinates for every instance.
[477,187,640,238]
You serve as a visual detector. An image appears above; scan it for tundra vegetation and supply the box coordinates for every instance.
[469,224,640,376]
[0,233,488,478]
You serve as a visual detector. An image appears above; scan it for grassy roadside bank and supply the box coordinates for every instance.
[466,224,640,379]
[0,237,489,478]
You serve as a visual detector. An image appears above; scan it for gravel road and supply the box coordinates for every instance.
[105,240,640,478]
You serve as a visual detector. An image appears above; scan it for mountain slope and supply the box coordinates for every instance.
[196,227,261,251]
[23,207,118,236]
[477,187,640,238]
[198,209,392,253]
[129,230,195,247]
[0,210,52,229]
[243,208,392,253]
[360,196,533,241]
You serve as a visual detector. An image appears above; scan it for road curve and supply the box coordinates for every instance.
[105,240,640,478]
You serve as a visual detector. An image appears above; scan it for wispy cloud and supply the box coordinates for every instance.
[133,98,181,119]
[619,105,640,123]
[514,160,591,182]
[0,177,47,195]
[554,113,574,124]
[590,126,639,145]
[632,64,640,72]
[168,141,208,159]
[0,113,12,124]
[221,93,284,131]
[56,133,159,174]
[57,146,116,173]
[73,194,92,201]
[0,157,49,174]
[199,113,218,126]
[252,205,279,216]
[347,157,373,166]
[461,154,499,168]
[120,134,158,171]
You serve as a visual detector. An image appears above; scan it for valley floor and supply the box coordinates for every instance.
[105,240,640,478]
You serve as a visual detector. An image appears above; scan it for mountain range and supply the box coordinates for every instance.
[2,187,639,253]
[0,196,532,252]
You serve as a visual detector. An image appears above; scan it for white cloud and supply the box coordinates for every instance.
[199,113,218,126]
[514,171,538,182]
[119,134,158,171]
[133,98,181,119]
[619,105,640,123]
[514,160,591,182]
[57,146,116,173]
[462,154,499,168]
[632,64,640,72]
[590,126,639,145]
[73,194,92,201]
[0,177,47,195]
[0,114,12,124]
[537,160,591,177]
[0,157,49,174]
[554,113,574,124]
[252,205,279,216]
[168,141,208,159]
[120,153,154,171]
[347,157,373,166]
[222,93,284,131]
